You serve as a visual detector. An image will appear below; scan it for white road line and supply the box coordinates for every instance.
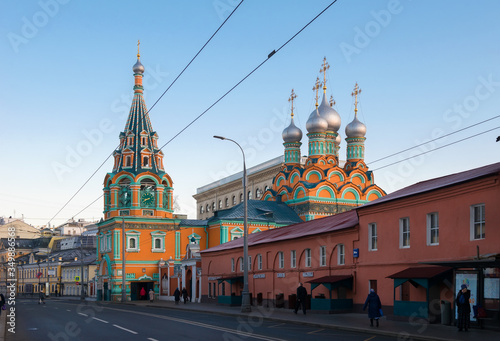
[78,313,88,317]
[92,317,109,324]
[307,328,324,334]
[147,338,159,341]
[66,309,71,312]
[268,323,286,328]
[113,324,138,334]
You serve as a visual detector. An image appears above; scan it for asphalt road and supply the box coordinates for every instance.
[7,299,398,341]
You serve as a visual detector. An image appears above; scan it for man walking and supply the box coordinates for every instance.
[294,282,307,315]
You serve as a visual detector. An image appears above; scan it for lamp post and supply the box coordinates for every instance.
[213,135,251,313]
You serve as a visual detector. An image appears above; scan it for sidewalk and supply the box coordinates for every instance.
[128,299,498,341]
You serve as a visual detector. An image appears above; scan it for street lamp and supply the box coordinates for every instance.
[213,135,251,313]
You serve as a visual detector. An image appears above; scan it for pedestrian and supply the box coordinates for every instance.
[363,288,382,327]
[38,291,45,305]
[55,289,58,297]
[456,284,471,332]
[182,287,188,304]
[0,292,5,314]
[294,282,307,315]
[140,287,146,300]
[148,289,154,303]
[174,288,180,305]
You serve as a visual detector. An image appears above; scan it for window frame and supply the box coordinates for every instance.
[278,251,284,269]
[320,246,327,267]
[305,248,311,267]
[426,212,439,246]
[290,250,296,268]
[399,217,410,248]
[368,223,378,251]
[470,204,485,240]
[338,243,345,265]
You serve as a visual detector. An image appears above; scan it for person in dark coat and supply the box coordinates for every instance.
[294,282,308,315]
[182,287,188,304]
[38,291,45,305]
[456,284,471,331]
[363,289,382,327]
[174,288,180,305]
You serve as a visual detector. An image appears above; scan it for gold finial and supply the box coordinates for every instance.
[351,82,362,114]
[329,95,336,107]
[313,77,321,108]
[320,57,330,92]
[137,40,141,59]
[288,89,297,118]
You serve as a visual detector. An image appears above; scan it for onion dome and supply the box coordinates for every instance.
[345,115,366,138]
[335,133,341,145]
[133,59,145,74]
[282,115,303,143]
[306,108,328,133]
[318,93,341,132]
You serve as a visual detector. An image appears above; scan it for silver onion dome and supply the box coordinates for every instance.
[318,93,341,132]
[345,115,366,138]
[282,117,303,143]
[306,108,328,133]
[133,59,145,74]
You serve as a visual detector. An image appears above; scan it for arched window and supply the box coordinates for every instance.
[129,238,136,249]
[248,191,252,200]
[264,185,269,192]
[125,156,131,167]
[143,156,149,167]
[232,195,236,205]
[218,200,222,209]
[154,238,161,249]
[225,198,229,207]
[206,204,210,212]
[212,202,216,211]
[240,193,243,203]
[200,206,204,214]
[255,188,261,199]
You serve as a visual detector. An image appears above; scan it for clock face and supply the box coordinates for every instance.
[141,192,155,206]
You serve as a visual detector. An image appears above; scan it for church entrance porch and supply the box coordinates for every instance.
[131,281,154,301]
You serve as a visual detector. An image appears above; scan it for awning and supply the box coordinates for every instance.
[306,275,353,291]
[420,257,500,269]
[387,266,451,289]
[217,276,243,284]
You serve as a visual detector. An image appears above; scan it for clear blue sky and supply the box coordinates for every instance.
[1,0,499,226]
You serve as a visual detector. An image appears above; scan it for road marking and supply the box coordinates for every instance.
[364,336,376,341]
[104,306,287,341]
[268,323,286,328]
[307,328,324,334]
[78,313,88,317]
[66,310,71,312]
[92,317,109,324]
[113,324,138,334]
[147,338,159,341]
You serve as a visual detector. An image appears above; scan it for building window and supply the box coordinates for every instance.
[305,248,311,267]
[219,200,222,209]
[368,223,377,251]
[143,156,149,167]
[427,212,439,245]
[291,250,296,268]
[232,195,236,205]
[338,244,345,265]
[248,191,252,200]
[255,188,262,199]
[471,204,485,240]
[248,256,252,271]
[200,206,204,214]
[129,237,136,249]
[206,204,210,212]
[400,217,410,248]
[257,254,262,270]
[125,156,131,167]
[320,246,326,266]
[154,238,161,249]
[212,202,215,211]
[141,136,146,145]
[239,257,243,272]
[126,231,140,252]
[240,193,243,203]
[225,198,229,207]
[278,252,284,269]
[231,258,235,272]
[127,137,133,146]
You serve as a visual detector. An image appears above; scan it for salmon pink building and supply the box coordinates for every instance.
[200,162,500,329]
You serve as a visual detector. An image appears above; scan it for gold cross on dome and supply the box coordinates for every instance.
[137,40,141,59]
[329,95,336,107]
[320,57,330,92]
[288,89,297,117]
[351,83,362,113]
[313,77,321,108]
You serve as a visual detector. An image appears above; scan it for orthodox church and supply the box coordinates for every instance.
[96,49,385,302]
[262,58,386,220]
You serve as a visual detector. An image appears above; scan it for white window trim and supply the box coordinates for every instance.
[368,223,377,251]
[399,217,410,249]
[231,258,235,272]
[426,212,439,246]
[470,204,485,241]
[305,249,311,267]
[320,246,327,266]
[278,252,284,269]
[257,254,262,270]
[290,250,296,268]
[126,230,141,252]
[239,257,243,272]
[338,244,345,265]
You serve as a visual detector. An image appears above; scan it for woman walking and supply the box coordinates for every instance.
[363,289,382,327]
[456,284,471,331]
